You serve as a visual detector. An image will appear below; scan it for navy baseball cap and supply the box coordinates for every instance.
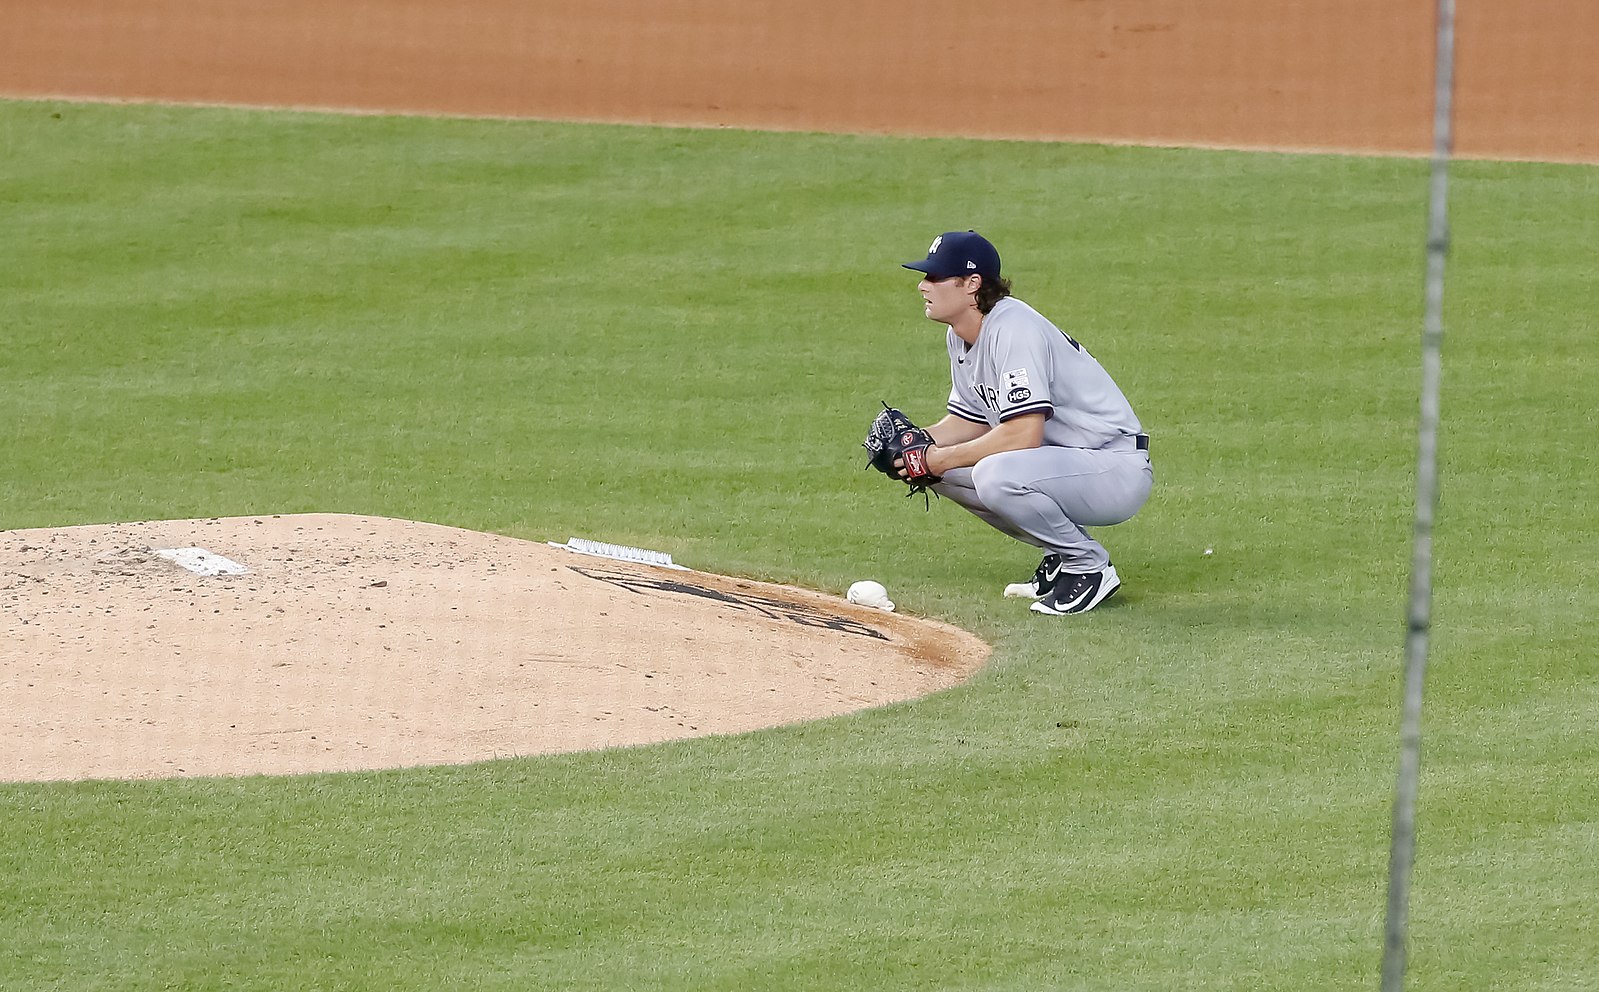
[903,230,1001,280]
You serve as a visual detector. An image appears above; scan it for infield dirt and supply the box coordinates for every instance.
[1,515,987,781]
[3,0,1596,161]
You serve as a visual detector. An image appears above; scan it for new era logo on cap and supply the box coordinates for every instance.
[903,230,1001,280]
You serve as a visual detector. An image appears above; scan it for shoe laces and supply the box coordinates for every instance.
[1056,570,1095,599]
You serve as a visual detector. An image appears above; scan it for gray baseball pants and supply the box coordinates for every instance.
[931,446,1153,572]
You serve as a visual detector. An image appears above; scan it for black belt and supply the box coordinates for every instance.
[1136,433,1149,452]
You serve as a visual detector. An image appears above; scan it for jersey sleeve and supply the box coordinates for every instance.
[947,384,988,423]
[990,323,1055,422]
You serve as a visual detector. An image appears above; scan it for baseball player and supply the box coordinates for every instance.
[868,231,1152,615]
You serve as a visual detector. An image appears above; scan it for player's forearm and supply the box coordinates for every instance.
[927,414,990,448]
[929,414,1044,475]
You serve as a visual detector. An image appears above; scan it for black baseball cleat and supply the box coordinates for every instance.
[1029,564,1121,616]
[1003,553,1065,599]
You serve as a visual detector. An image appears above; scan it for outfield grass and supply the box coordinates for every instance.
[1,100,1595,991]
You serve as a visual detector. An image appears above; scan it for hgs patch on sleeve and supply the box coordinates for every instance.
[1005,368,1032,404]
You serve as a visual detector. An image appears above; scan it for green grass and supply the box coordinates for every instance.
[2,99,1596,990]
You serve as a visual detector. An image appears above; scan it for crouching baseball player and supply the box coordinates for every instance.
[863,231,1153,615]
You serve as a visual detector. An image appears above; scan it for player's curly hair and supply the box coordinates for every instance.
[975,275,1013,314]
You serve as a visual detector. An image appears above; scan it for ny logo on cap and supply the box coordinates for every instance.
[928,235,943,254]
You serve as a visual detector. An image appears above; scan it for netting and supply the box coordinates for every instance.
[4,2,1594,986]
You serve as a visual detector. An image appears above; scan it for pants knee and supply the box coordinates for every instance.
[970,460,1023,508]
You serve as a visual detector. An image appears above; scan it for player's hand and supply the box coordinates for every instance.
[896,445,941,479]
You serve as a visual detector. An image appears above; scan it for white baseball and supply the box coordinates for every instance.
[847,580,894,612]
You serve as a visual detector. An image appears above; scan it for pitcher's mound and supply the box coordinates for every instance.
[1,514,989,782]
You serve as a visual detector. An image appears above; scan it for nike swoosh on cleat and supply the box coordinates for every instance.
[1055,579,1096,611]
[1067,571,1120,613]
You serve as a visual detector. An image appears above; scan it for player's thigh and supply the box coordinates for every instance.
[973,448,1150,526]
[930,467,987,511]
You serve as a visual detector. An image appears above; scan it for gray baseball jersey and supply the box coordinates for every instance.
[945,296,1142,448]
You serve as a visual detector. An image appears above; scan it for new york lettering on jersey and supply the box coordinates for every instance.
[946,297,1141,448]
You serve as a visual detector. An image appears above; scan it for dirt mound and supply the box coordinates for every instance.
[1,514,987,781]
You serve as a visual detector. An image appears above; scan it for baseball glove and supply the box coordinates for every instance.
[863,403,941,498]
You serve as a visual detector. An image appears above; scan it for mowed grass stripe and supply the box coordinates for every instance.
[1,100,1595,991]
